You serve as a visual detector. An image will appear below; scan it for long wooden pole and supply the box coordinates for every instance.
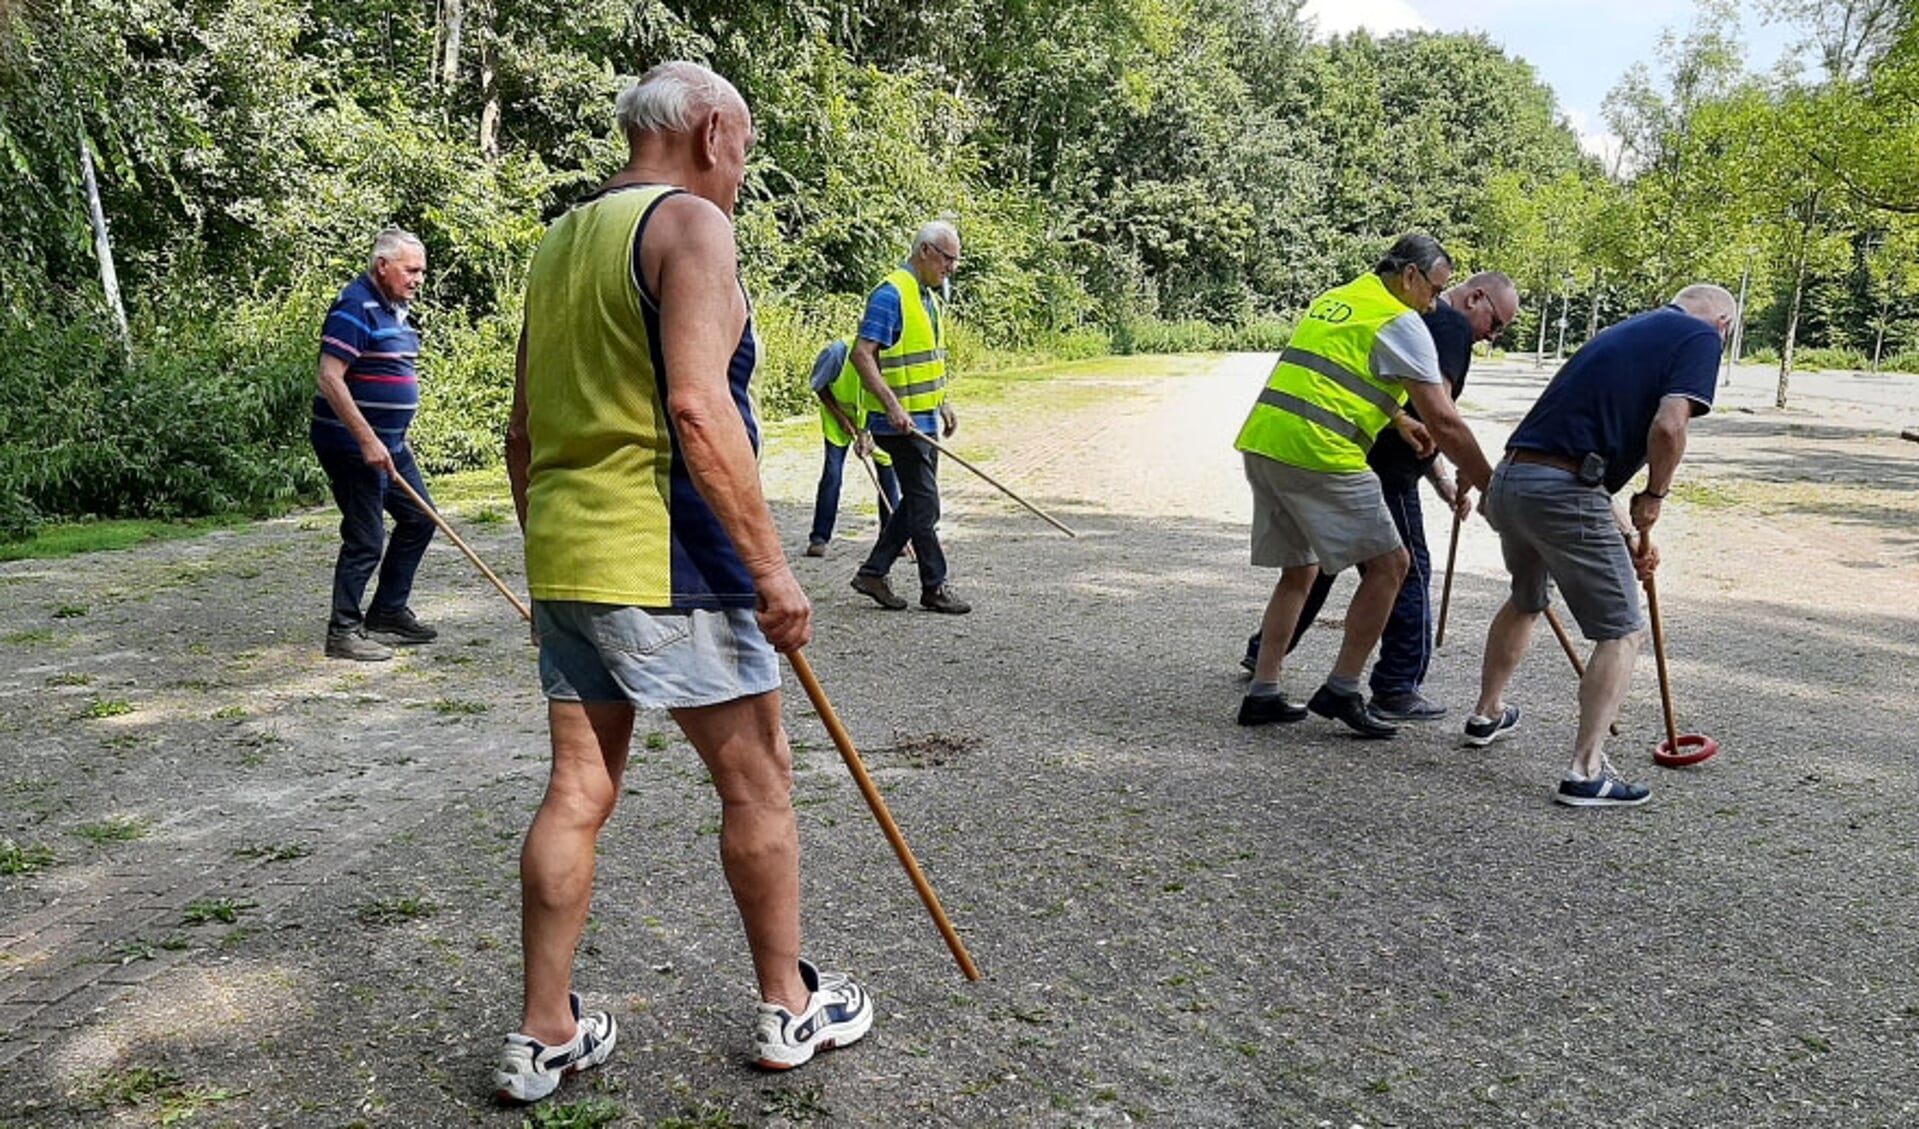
[1640,533,1681,751]
[910,431,1077,538]
[1434,509,1463,647]
[394,473,979,979]
[388,473,531,621]
[787,650,982,981]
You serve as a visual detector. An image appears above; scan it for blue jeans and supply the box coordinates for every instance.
[809,440,903,546]
[859,431,946,591]
[1251,475,1433,696]
[313,442,435,632]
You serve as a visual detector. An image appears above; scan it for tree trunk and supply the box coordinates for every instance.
[1777,252,1808,409]
[78,131,130,358]
[1534,287,1549,367]
[1586,268,1601,343]
[476,1,498,159]
[438,0,464,89]
[478,46,499,159]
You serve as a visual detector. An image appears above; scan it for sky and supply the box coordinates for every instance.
[1298,0,1806,170]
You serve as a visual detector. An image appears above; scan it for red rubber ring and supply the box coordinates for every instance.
[1654,733,1719,767]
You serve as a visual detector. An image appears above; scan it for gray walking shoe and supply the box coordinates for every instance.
[325,628,393,662]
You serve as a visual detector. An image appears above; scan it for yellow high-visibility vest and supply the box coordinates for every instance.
[1235,271,1416,473]
[875,268,946,414]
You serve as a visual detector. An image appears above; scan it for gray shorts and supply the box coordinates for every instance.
[1244,452,1402,574]
[534,601,780,709]
[1484,460,1644,641]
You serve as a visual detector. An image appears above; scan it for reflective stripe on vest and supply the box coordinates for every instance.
[876,268,946,413]
[1235,272,1414,473]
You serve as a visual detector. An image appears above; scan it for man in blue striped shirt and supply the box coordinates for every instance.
[310,228,438,661]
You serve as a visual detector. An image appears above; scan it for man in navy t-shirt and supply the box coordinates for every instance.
[1243,273,1520,721]
[310,228,438,661]
[1465,284,1734,809]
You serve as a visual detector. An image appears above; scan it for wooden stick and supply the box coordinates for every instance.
[909,431,1077,538]
[854,448,895,522]
[389,473,532,622]
[1434,508,1463,647]
[787,650,982,981]
[1640,532,1682,751]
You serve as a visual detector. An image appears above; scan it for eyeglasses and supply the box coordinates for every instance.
[929,245,960,268]
[1481,294,1510,336]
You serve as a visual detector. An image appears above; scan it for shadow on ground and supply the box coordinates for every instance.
[5,488,1919,1127]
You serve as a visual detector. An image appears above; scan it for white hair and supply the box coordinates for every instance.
[911,220,959,256]
[369,227,424,273]
[615,61,745,136]
[1671,283,1737,323]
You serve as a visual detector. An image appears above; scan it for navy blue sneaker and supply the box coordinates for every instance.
[1462,704,1521,747]
[1555,762,1651,808]
[1307,684,1397,739]
[1240,632,1261,674]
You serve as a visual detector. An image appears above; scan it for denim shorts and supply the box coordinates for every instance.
[1484,461,1644,641]
[533,601,780,709]
[1244,453,1403,574]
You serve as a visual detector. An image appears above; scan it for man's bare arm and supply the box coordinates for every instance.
[505,325,532,532]
[1403,380,1492,491]
[852,337,912,432]
[316,353,396,474]
[649,195,810,651]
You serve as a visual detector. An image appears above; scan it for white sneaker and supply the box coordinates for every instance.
[754,959,874,1070]
[493,991,618,1103]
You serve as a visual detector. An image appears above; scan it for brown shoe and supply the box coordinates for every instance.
[919,585,971,615]
[804,541,827,558]
[850,573,907,610]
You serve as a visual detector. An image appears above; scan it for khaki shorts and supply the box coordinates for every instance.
[1244,453,1403,574]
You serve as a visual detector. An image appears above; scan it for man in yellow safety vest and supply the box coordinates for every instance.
[1235,233,1495,738]
[847,221,970,614]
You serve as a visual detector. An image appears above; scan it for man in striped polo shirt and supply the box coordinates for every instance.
[311,228,438,662]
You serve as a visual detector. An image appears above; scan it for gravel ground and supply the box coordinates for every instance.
[3,353,1918,1128]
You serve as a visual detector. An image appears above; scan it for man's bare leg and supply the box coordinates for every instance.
[1329,547,1408,681]
[1473,599,1538,719]
[1252,565,1320,684]
[519,700,633,1044]
[674,690,808,1013]
[1571,632,1643,777]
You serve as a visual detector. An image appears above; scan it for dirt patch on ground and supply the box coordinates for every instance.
[4,354,1919,1127]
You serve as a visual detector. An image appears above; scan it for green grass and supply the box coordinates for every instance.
[357,895,439,924]
[181,897,253,925]
[232,841,311,862]
[431,698,489,716]
[72,816,150,843]
[0,515,246,562]
[44,672,93,687]
[1670,480,1740,509]
[4,628,55,645]
[0,838,55,874]
[524,1097,625,1128]
[75,697,134,719]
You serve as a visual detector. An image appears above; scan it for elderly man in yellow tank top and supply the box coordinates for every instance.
[1235,233,1496,739]
[497,61,871,1105]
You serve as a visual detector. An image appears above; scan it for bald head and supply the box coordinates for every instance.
[615,61,747,138]
[1670,284,1736,324]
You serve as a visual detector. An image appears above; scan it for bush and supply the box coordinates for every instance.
[0,298,329,539]
[407,302,521,475]
[1792,346,1867,372]
[1741,347,1780,365]
[1879,349,1919,375]
[1112,316,1293,355]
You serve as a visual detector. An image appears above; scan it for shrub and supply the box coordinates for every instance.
[1792,346,1867,372]
[1874,349,1919,375]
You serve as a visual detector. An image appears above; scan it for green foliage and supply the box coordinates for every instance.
[73,815,148,842]
[523,1097,625,1129]
[1792,346,1868,370]
[0,838,56,875]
